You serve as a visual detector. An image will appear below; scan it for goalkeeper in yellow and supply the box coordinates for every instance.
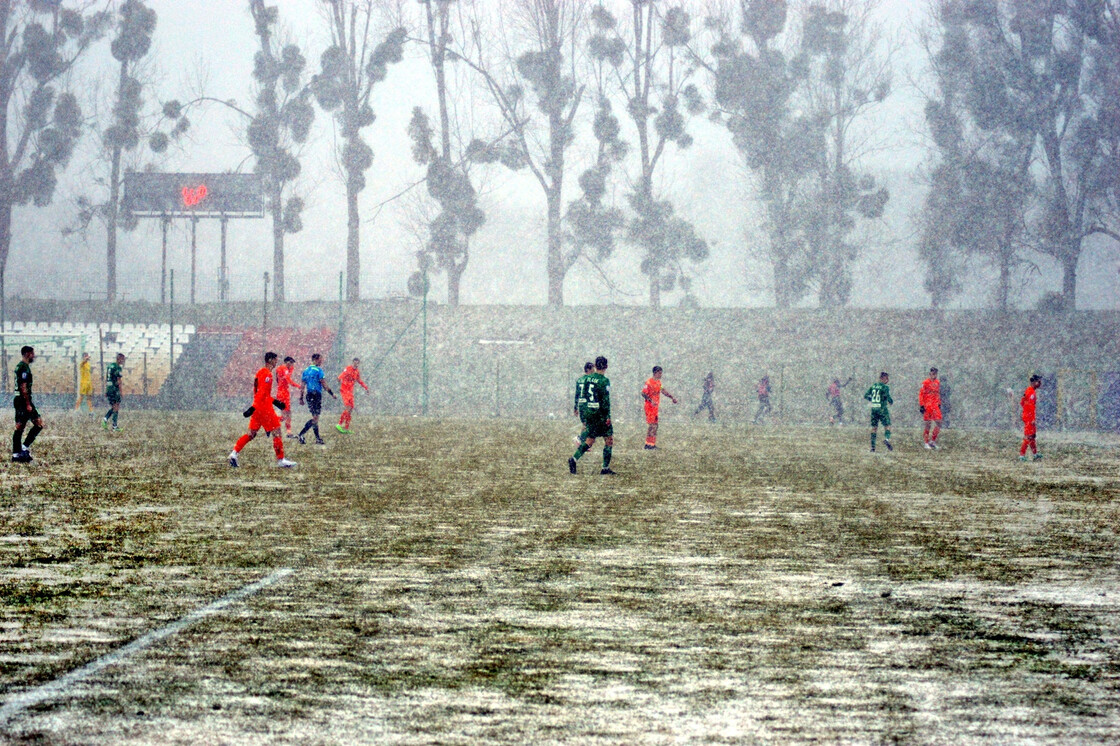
[75,352,94,413]
[568,356,616,475]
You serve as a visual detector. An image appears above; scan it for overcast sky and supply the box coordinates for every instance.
[9,0,1119,309]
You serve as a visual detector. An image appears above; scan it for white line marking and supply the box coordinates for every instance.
[0,567,294,725]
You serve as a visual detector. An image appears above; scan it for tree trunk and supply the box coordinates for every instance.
[105,59,129,304]
[447,256,464,307]
[1061,247,1079,310]
[546,184,563,305]
[345,175,360,302]
[649,269,660,308]
[997,256,1010,311]
[271,192,285,302]
[106,145,121,303]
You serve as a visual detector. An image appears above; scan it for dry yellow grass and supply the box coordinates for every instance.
[1,412,1119,743]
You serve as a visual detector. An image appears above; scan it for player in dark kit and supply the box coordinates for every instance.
[102,353,125,431]
[864,372,894,453]
[297,353,337,445]
[12,346,43,463]
[573,361,594,443]
[569,356,615,475]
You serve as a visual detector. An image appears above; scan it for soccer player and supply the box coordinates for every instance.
[641,366,678,449]
[919,366,943,449]
[753,375,772,424]
[297,353,337,445]
[827,376,853,425]
[694,371,716,422]
[276,356,300,437]
[1019,374,1043,461]
[569,356,615,475]
[573,361,593,444]
[74,352,94,413]
[11,346,42,463]
[336,357,369,433]
[229,351,295,468]
[864,371,894,453]
[101,353,125,431]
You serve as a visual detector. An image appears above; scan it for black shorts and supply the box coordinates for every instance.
[580,411,613,439]
[305,391,322,416]
[13,397,39,426]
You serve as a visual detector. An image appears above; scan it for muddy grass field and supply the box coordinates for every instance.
[0,412,1118,744]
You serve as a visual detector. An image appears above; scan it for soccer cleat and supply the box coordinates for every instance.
[112,426,121,432]
[1019,455,1028,461]
[297,435,306,445]
[885,440,893,452]
[286,433,299,440]
[644,444,657,450]
[228,451,239,468]
[923,442,933,449]
[930,441,940,450]
[276,458,296,468]
[870,446,876,453]
[335,425,350,434]
[1033,453,1043,461]
[600,468,617,475]
[101,419,109,430]
[11,451,31,463]
[568,457,577,475]
[315,438,326,445]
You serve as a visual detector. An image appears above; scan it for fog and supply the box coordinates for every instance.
[4,0,1118,310]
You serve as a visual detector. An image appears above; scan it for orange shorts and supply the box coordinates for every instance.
[923,406,942,422]
[644,405,659,424]
[249,407,281,433]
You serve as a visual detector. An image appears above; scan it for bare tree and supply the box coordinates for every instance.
[312,0,406,301]
[0,2,110,306]
[454,0,588,305]
[589,1,709,308]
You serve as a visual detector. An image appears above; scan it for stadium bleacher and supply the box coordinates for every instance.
[0,322,195,396]
[212,327,337,398]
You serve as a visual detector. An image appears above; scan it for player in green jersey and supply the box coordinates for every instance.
[572,361,594,442]
[864,371,893,452]
[102,353,125,431]
[569,356,615,475]
[12,346,42,463]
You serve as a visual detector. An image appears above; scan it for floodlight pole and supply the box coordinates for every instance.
[190,217,198,305]
[262,271,270,350]
[168,269,175,402]
[422,269,429,416]
[219,216,229,303]
[160,216,169,305]
[0,266,6,397]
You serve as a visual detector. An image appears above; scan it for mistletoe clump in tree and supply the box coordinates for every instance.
[0,2,111,300]
[312,1,407,301]
[587,2,709,307]
[248,0,315,302]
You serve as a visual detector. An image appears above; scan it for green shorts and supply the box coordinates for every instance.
[580,411,613,439]
[106,385,122,405]
[870,408,890,427]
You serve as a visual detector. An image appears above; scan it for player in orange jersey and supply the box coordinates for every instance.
[919,366,943,449]
[336,357,369,434]
[641,366,678,449]
[276,356,301,437]
[229,351,296,468]
[1019,374,1043,461]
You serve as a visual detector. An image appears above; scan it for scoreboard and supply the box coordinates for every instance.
[122,172,264,217]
